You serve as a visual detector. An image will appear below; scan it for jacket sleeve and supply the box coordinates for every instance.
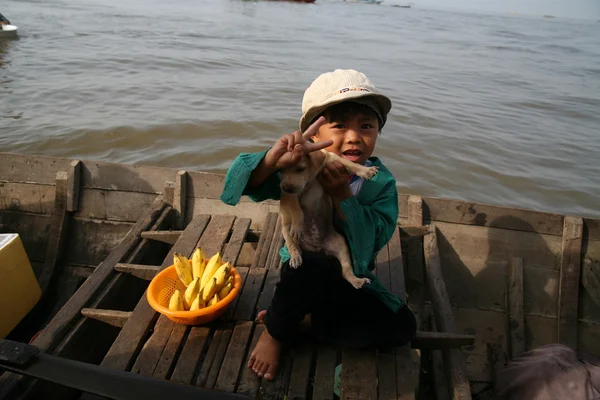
[339,178,399,276]
[220,150,281,205]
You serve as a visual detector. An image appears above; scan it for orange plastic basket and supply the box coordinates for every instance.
[147,260,242,326]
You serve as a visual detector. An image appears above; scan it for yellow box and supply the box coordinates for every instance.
[0,234,41,338]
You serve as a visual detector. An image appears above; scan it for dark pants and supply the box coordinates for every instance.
[264,251,416,348]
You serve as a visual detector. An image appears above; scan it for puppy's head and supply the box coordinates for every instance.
[279,151,326,195]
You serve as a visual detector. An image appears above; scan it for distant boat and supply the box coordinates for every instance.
[265,0,316,2]
[392,2,412,7]
[0,25,18,38]
[344,0,384,4]
[543,15,555,18]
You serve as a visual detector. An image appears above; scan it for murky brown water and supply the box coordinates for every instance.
[1,0,599,218]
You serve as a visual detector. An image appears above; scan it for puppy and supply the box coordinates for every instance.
[279,149,378,289]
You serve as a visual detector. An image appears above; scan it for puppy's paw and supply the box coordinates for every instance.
[289,250,303,269]
[348,277,371,289]
[356,166,379,180]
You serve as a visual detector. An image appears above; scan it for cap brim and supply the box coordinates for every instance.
[300,91,392,133]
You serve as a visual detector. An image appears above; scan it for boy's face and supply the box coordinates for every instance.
[311,102,379,165]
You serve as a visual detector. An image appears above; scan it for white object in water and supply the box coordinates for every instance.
[0,25,18,38]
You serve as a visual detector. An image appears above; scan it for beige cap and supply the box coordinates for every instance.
[300,69,392,133]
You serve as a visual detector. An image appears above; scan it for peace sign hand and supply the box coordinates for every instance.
[263,117,333,171]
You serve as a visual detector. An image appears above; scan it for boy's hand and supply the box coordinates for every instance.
[263,117,332,171]
[318,162,352,202]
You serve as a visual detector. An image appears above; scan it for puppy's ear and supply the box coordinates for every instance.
[307,150,326,172]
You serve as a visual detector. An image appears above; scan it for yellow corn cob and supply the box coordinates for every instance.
[184,277,201,310]
[201,277,218,302]
[189,293,204,311]
[173,253,193,286]
[191,248,205,281]
[168,289,184,311]
[200,252,222,287]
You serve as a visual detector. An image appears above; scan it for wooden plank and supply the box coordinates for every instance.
[411,331,475,349]
[256,268,280,315]
[431,318,451,400]
[114,263,160,280]
[252,212,278,269]
[215,321,254,392]
[399,225,431,238]
[174,170,187,229]
[0,182,54,214]
[0,153,71,185]
[163,181,175,205]
[312,343,337,400]
[66,160,81,212]
[422,195,565,236]
[0,196,167,400]
[395,346,420,400]
[222,218,251,264]
[286,340,314,400]
[507,257,525,359]
[558,216,583,348]
[170,326,211,384]
[376,243,392,291]
[234,268,267,321]
[424,226,471,400]
[407,196,424,325]
[377,348,396,400]
[80,159,175,193]
[80,309,131,328]
[236,324,265,398]
[95,215,212,372]
[130,315,175,376]
[186,196,279,230]
[196,322,235,389]
[141,230,182,244]
[152,323,188,380]
[221,267,250,321]
[388,227,405,301]
[581,255,600,308]
[76,189,156,222]
[38,171,69,296]
[340,348,377,400]
[584,218,600,241]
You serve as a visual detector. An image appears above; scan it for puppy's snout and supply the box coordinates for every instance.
[281,183,299,194]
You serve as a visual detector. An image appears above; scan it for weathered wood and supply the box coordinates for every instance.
[507,257,526,359]
[265,214,283,270]
[163,181,175,206]
[186,197,279,231]
[377,348,396,400]
[584,218,600,241]
[407,196,424,325]
[215,321,254,392]
[252,212,278,269]
[131,315,175,376]
[196,322,235,388]
[222,218,252,265]
[0,182,54,214]
[395,346,420,400]
[114,263,161,280]
[399,225,431,238]
[286,340,314,400]
[174,170,187,229]
[376,243,392,292]
[0,153,72,185]
[236,324,264,398]
[430,318,451,400]
[422,195,565,236]
[140,230,182,245]
[582,255,600,308]
[340,348,377,400]
[75,189,156,222]
[388,227,405,301]
[170,326,211,384]
[38,171,69,296]
[256,268,280,315]
[152,323,187,380]
[222,267,250,321]
[558,216,583,348]
[80,309,132,328]
[234,268,268,321]
[0,195,167,400]
[95,215,211,373]
[424,226,471,400]
[411,331,475,349]
[66,160,81,212]
[312,343,337,400]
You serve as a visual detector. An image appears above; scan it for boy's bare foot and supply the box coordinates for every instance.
[247,329,281,381]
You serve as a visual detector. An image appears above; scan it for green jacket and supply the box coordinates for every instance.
[220,150,403,313]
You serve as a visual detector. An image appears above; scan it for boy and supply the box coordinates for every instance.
[220,69,416,381]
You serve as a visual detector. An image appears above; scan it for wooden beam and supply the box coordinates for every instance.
[81,309,132,328]
[163,181,175,206]
[507,257,526,359]
[113,263,160,280]
[140,230,182,245]
[430,317,451,400]
[407,195,424,327]
[424,226,471,400]
[66,160,81,212]
[581,255,600,308]
[399,225,430,238]
[411,331,475,349]
[558,216,583,348]
[174,170,187,229]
